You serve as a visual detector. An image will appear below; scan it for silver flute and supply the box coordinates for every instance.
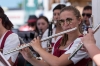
[4,27,77,55]
[19,37,26,44]
[68,23,100,60]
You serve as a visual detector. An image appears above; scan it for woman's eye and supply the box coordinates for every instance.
[42,23,45,25]
[66,18,72,22]
[59,20,64,23]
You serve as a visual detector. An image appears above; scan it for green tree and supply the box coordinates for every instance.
[18,2,23,8]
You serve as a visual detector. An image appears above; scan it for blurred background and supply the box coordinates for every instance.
[0,0,91,29]
[2,1,100,66]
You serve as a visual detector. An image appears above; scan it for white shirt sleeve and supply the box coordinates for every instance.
[64,38,89,64]
[41,29,48,48]
[2,33,20,63]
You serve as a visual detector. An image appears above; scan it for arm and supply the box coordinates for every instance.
[81,28,100,65]
[36,48,72,66]
[85,43,100,66]
[30,37,73,66]
[20,47,49,66]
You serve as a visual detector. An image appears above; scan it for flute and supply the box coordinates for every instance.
[4,27,77,55]
[68,23,100,60]
[19,37,26,44]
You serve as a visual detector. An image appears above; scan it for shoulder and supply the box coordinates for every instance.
[6,33,19,41]
[64,38,81,54]
[4,32,20,47]
[73,38,81,45]
[9,33,19,38]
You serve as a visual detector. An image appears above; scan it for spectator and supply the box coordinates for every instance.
[82,5,92,31]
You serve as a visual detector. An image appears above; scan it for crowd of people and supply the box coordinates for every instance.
[0,3,100,66]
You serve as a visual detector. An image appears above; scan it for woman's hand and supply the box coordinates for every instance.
[81,28,96,47]
[46,43,52,53]
[20,45,33,60]
[30,37,42,52]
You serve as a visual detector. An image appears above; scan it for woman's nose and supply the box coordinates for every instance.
[63,21,69,26]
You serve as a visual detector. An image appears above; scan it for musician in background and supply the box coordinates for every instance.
[46,4,66,53]
[51,4,66,47]
[27,15,38,32]
[36,16,49,49]
[20,6,91,66]
[18,15,38,32]
[27,15,39,41]
[0,6,20,66]
[82,5,92,31]
[81,28,100,66]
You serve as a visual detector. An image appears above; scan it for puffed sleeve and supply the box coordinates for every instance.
[64,38,89,64]
[3,33,20,63]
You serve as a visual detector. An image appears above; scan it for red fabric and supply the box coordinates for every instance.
[28,19,37,23]
[53,37,73,57]
[51,43,54,47]
[0,31,13,49]
[53,37,63,57]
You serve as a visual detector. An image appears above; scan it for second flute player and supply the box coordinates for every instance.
[20,6,91,66]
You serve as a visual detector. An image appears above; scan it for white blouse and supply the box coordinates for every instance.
[0,31,20,62]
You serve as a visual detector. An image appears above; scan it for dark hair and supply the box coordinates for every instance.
[53,4,66,12]
[37,16,49,25]
[36,16,49,35]
[27,15,39,34]
[83,5,92,10]
[0,6,13,30]
[28,15,37,27]
[60,6,81,46]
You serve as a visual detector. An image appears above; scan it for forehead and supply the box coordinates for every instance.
[37,18,47,23]
[60,11,74,19]
[53,9,60,13]
[83,9,92,14]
